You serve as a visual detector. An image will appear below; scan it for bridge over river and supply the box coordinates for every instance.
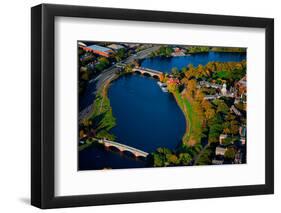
[99,138,149,158]
[132,67,164,79]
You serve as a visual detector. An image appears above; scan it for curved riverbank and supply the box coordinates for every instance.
[108,73,186,152]
[171,90,202,146]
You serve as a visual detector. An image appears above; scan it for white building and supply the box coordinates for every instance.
[221,83,227,96]
[215,147,227,156]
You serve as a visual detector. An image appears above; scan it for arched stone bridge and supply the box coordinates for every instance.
[132,67,164,79]
[99,139,149,158]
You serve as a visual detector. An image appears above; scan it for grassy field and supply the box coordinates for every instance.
[90,79,117,141]
[173,90,202,146]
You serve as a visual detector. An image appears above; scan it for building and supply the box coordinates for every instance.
[204,94,220,100]
[221,83,227,96]
[230,105,242,116]
[81,45,114,57]
[219,134,228,144]
[78,41,87,47]
[235,75,247,95]
[240,137,246,145]
[215,146,227,156]
[107,44,125,51]
[167,78,180,85]
[123,43,140,49]
[234,151,243,164]
[239,126,246,137]
[171,47,186,56]
[198,80,222,89]
[212,159,224,165]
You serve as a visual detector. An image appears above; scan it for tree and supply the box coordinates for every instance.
[181,67,187,74]
[179,153,192,165]
[224,148,236,160]
[196,147,212,165]
[166,154,179,165]
[171,67,180,78]
[152,153,165,167]
[186,79,197,98]
[229,120,239,135]
[208,114,223,143]
[115,48,126,62]
[165,47,173,56]
[213,99,229,114]
[185,64,196,79]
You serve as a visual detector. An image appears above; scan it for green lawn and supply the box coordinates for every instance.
[90,84,116,140]
[173,91,202,146]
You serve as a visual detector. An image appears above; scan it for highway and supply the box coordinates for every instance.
[79,45,161,121]
[94,45,161,92]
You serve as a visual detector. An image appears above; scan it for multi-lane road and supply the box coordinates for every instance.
[79,45,161,121]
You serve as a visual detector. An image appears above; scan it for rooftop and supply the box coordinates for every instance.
[87,45,112,53]
[107,44,125,50]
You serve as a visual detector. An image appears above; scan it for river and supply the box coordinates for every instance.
[79,51,246,170]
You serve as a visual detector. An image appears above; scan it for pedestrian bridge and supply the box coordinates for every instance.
[99,138,149,158]
[132,67,164,79]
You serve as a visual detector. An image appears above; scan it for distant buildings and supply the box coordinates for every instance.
[167,77,180,85]
[171,47,186,56]
[204,94,220,100]
[81,44,114,57]
[123,43,141,49]
[198,81,236,100]
[198,80,222,89]
[107,44,125,51]
[215,146,227,156]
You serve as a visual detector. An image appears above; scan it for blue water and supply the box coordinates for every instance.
[78,144,147,170]
[141,52,246,73]
[79,52,246,170]
[109,74,186,152]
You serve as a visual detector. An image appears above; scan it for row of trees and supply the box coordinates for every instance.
[185,46,246,53]
[149,46,174,57]
[150,148,192,167]
[184,60,246,83]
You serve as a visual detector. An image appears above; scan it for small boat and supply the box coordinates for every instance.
[161,87,168,92]
[157,81,163,86]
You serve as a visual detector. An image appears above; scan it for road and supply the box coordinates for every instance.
[79,45,161,121]
[192,144,209,165]
[94,45,161,92]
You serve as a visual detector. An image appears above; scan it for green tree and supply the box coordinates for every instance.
[166,154,179,165]
[152,153,165,167]
[171,67,180,78]
[179,153,192,165]
[224,148,236,160]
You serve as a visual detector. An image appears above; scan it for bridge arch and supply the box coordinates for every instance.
[142,72,152,77]
[105,145,121,152]
[100,139,149,159]
[152,75,160,79]
[134,70,142,75]
[122,150,138,158]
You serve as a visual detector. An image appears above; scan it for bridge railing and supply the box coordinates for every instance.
[133,67,163,75]
[101,139,149,156]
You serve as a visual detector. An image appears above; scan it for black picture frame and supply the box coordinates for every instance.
[31,3,274,209]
